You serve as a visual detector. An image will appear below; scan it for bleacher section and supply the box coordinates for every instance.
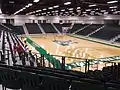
[2,24,25,35]
[90,25,120,40]
[69,24,87,33]
[25,23,42,34]
[0,24,7,30]
[14,26,25,35]
[3,23,15,30]
[115,38,120,43]
[40,23,57,33]
[0,62,120,90]
[76,24,103,36]
[53,23,62,33]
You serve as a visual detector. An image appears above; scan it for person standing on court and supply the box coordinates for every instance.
[13,43,17,55]
[17,43,26,65]
[13,43,18,64]
[24,44,29,61]
[28,50,35,67]
[23,40,29,61]
[17,43,24,60]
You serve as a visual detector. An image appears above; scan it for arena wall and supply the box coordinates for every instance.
[0,14,120,25]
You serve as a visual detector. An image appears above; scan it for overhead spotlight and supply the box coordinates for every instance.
[55,10,58,12]
[96,8,99,10]
[25,5,29,8]
[32,11,36,13]
[109,6,117,8]
[28,3,33,6]
[52,11,55,12]
[14,3,33,15]
[77,7,81,9]
[25,3,33,8]
[69,8,73,10]
[54,5,59,8]
[61,9,65,11]
[86,9,91,11]
[33,0,40,3]
[107,0,118,4]
[43,8,47,10]
[22,7,26,10]
[89,4,96,7]
[48,7,53,9]
[36,10,41,12]
[111,9,116,11]
[0,8,2,14]
[64,2,71,5]
[91,11,95,12]
[83,12,87,14]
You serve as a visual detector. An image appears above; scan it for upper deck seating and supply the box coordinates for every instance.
[25,23,42,34]
[76,24,103,36]
[90,25,120,40]
[40,23,57,33]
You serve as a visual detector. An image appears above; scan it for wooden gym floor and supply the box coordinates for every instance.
[21,34,120,65]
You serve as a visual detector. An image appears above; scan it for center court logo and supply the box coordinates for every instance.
[53,40,78,46]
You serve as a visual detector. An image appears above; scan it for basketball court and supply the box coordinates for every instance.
[21,34,120,71]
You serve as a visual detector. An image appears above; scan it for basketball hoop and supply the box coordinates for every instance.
[62,27,69,35]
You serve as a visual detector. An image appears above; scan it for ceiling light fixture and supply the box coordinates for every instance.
[55,10,58,12]
[54,5,59,8]
[61,9,65,11]
[28,3,33,6]
[0,8,2,14]
[89,4,96,7]
[33,0,40,3]
[36,10,41,12]
[43,8,47,10]
[49,7,53,9]
[64,2,71,5]
[69,8,73,10]
[109,6,117,8]
[86,9,91,11]
[77,7,81,9]
[14,3,33,15]
[107,0,118,4]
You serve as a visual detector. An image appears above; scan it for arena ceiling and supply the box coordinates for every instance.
[1,0,120,16]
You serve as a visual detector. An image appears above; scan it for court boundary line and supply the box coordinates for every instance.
[69,34,120,49]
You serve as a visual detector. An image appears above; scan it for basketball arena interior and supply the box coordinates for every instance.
[0,0,120,90]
